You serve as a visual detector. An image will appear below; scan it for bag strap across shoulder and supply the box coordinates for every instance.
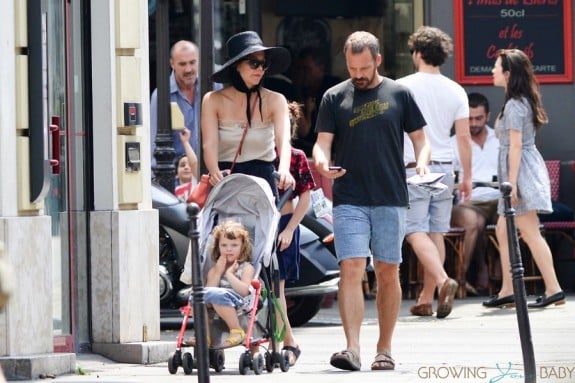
[229,96,258,173]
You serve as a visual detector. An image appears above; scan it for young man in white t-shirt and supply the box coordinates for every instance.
[398,26,473,318]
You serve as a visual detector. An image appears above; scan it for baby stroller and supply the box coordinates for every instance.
[168,173,293,375]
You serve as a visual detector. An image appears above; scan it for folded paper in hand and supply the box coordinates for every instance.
[311,189,331,218]
[407,172,448,196]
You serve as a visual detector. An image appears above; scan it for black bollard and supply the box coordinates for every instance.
[187,203,210,382]
[501,182,536,383]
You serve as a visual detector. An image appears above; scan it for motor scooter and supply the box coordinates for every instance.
[152,182,340,327]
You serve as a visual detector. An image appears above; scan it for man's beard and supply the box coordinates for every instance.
[470,126,484,136]
[351,69,376,89]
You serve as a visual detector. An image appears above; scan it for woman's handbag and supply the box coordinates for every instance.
[186,174,211,207]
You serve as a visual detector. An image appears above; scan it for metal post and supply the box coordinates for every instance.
[501,182,536,383]
[197,0,214,175]
[153,0,176,192]
[187,203,210,382]
[190,8,214,377]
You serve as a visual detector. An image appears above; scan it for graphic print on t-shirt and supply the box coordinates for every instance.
[350,100,389,128]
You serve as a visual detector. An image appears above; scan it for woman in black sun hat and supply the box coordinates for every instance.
[202,31,295,198]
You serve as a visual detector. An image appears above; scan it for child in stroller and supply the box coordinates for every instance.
[183,220,255,348]
[169,173,293,375]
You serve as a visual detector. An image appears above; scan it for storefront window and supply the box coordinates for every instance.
[393,0,417,79]
[259,0,421,80]
[148,1,423,88]
[45,0,72,340]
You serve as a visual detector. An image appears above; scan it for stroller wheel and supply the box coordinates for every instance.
[210,349,225,372]
[167,352,180,374]
[264,351,274,372]
[252,352,264,375]
[239,352,250,375]
[279,349,291,372]
[182,352,194,375]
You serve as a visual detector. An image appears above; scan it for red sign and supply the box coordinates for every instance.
[454,0,573,85]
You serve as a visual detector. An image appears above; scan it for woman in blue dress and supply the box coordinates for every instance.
[483,49,565,309]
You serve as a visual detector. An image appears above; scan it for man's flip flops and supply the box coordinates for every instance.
[329,349,361,371]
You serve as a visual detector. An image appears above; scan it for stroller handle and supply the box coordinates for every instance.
[273,171,294,211]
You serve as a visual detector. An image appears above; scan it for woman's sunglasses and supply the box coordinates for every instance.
[244,58,269,70]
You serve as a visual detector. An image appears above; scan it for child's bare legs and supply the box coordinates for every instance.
[212,304,242,330]
[212,304,245,346]
[184,305,212,346]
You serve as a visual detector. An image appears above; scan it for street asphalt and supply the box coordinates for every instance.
[16,294,575,383]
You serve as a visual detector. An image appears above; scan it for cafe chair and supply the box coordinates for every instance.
[540,160,575,262]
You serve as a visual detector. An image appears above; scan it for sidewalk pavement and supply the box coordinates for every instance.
[17,294,575,383]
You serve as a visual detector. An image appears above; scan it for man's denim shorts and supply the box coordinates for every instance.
[333,204,407,264]
[405,164,454,234]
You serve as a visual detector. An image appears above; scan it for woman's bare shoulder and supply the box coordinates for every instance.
[261,88,288,112]
[262,87,287,102]
[204,87,234,102]
[204,89,236,118]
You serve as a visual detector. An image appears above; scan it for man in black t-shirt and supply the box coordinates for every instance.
[313,31,430,372]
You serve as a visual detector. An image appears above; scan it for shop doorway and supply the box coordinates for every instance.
[43,0,72,352]
[41,0,88,352]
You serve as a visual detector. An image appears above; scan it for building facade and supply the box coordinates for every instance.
[0,0,161,379]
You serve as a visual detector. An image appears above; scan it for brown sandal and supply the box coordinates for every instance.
[330,349,361,371]
[371,350,395,370]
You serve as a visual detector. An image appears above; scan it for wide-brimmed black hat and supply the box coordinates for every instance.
[211,31,291,83]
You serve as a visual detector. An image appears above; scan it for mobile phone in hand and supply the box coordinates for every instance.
[328,166,343,171]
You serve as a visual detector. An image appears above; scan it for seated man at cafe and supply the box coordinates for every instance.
[451,92,498,295]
